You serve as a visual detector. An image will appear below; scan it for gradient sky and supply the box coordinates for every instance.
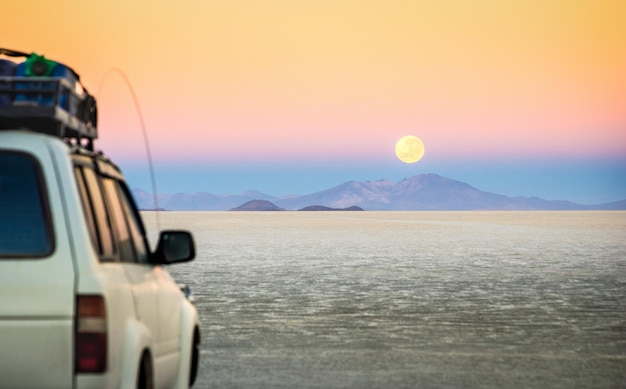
[4,0,626,203]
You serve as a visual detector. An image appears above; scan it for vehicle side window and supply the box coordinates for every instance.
[74,166,98,253]
[77,166,115,260]
[102,178,136,263]
[0,151,53,257]
[117,181,149,263]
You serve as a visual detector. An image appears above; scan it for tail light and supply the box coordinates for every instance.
[75,295,107,373]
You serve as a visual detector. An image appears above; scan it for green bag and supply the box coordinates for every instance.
[23,53,57,77]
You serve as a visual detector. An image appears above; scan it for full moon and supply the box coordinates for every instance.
[395,135,425,163]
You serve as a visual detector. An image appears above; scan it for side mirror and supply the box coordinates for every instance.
[151,230,195,265]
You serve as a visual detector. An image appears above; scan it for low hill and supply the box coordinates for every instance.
[230,199,285,211]
[298,205,364,211]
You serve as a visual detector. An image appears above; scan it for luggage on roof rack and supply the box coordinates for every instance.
[0,48,98,149]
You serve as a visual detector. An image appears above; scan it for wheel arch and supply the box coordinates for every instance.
[117,319,153,389]
[173,299,201,388]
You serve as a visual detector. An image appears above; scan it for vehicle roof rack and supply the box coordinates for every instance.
[0,48,98,150]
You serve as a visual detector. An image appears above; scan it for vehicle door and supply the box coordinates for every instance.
[98,169,159,339]
[99,165,183,374]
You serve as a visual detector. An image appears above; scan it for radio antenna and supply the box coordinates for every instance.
[97,68,160,232]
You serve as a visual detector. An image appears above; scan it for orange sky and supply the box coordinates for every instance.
[4,0,625,164]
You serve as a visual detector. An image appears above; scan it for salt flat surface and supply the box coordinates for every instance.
[143,211,626,388]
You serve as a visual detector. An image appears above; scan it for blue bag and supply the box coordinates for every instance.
[0,59,16,107]
[14,54,77,111]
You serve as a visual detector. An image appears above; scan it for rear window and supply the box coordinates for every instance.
[0,151,53,257]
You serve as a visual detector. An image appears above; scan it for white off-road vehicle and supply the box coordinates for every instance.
[0,49,200,388]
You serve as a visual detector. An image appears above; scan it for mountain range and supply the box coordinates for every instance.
[132,173,626,211]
